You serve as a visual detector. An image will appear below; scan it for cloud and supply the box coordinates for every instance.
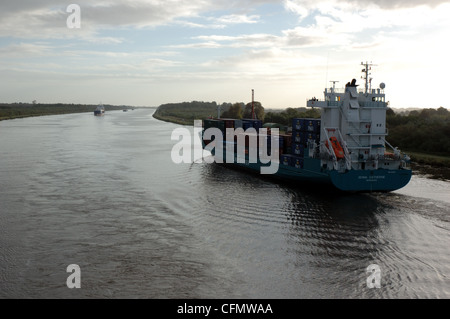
[0,0,271,41]
[198,47,326,79]
[284,0,449,15]
[280,0,450,53]
[342,0,448,9]
[213,14,260,24]
[0,1,208,41]
[2,0,447,41]
[194,33,281,48]
[171,0,450,52]
[0,42,54,57]
[172,13,260,29]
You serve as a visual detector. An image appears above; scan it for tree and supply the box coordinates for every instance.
[386,107,395,116]
[243,101,265,121]
[420,108,436,118]
[285,107,299,119]
[221,103,243,119]
[437,107,448,116]
[264,112,289,125]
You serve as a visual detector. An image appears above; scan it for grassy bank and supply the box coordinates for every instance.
[152,112,195,126]
[152,101,228,126]
[404,151,450,167]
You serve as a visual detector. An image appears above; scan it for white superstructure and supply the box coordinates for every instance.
[307,62,409,172]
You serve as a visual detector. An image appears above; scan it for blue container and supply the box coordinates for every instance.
[291,156,304,169]
[304,119,321,133]
[242,119,263,130]
[292,118,304,131]
[203,119,219,130]
[243,121,253,130]
[280,154,293,166]
[293,131,306,144]
[204,119,225,134]
[305,132,320,144]
[291,143,304,156]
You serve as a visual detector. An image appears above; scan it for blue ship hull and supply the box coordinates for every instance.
[212,151,412,192]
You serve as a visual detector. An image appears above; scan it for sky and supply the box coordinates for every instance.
[1,0,449,109]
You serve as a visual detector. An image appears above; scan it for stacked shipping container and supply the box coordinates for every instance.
[203,117,321,170]
[280,118,321,169]
[203,118,263,154]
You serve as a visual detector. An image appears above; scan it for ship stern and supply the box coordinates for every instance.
[329,168,412,192]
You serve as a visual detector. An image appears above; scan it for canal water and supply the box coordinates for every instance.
[0,108,448,298]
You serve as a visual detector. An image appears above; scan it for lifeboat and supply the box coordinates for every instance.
[326,137,345,159]
[384,152,396,159]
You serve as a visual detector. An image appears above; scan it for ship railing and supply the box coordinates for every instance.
[323,88,362,94]
[378,154,401,161]
[363,101,387,108]
[307,99,345,108]
[324,88,372,95]
[306,99,328,108]
[326,101,344,107]
[383,139,411,168]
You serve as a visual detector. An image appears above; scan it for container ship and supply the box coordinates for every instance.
[94,105,105,116]
[201,63,412,192]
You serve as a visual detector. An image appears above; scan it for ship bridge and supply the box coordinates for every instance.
[307,87,388,109]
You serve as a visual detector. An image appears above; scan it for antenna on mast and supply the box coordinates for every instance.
[330,81,339,92]
[361,61,376,94]
[325,51,330,89]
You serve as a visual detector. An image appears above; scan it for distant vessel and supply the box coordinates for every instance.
[201,62,412,192]
[123,109,128,112]
[94,105,105,116]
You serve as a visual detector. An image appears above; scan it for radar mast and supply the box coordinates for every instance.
[361,61,376,94]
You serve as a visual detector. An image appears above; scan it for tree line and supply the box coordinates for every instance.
[386,107,450,157]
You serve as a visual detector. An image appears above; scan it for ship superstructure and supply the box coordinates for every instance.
[307,62,409,174]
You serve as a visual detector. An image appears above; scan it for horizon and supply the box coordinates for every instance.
[1,1,449,110]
